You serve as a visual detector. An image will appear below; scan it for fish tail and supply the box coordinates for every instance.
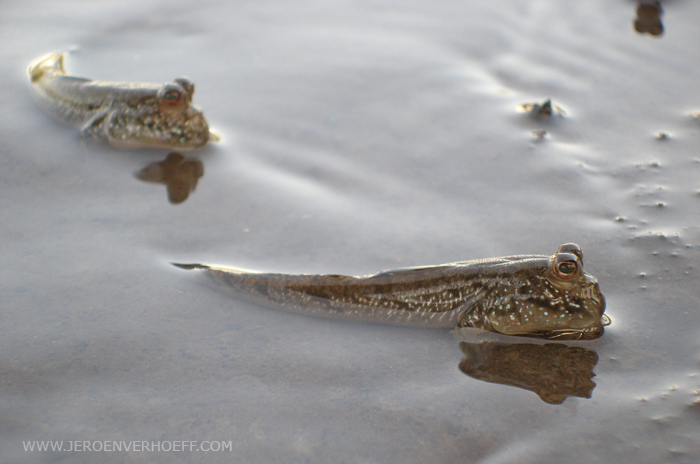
[27,52,67,83]
[171,262,259,274]
[172,262,261,284]
[171,262,211,271]
[172,262,268,298]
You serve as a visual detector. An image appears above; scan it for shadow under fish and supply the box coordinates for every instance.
[634,1,663,37]
[136,152,203,204]
[458,341,599,404]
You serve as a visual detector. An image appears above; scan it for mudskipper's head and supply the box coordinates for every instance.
[107,77,218,150]
[484,243,608,340]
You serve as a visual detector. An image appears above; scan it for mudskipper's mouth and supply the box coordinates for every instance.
[544,326,602,340]
[531,315,609,340]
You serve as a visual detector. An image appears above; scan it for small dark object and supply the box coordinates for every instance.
[519,99,566,117]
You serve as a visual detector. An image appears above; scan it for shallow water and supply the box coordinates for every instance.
[2,0,700,462]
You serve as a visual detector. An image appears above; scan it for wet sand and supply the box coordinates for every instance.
[2,0,700,462]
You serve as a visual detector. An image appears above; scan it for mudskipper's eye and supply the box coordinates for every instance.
[158,84,184,107]
[174,78,194,95]
[556,261,577,278]
[163,90,180,101]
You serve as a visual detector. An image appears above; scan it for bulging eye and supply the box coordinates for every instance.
[174,78,194,95]
[556,261,577,278]
[163,90,180,101]
[158,84,184,107]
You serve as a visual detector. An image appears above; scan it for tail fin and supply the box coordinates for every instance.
[171,263,211,271]
[27,52,67,83]
[171,263,260,274]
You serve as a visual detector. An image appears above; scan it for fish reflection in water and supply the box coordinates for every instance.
[136,152,203,204]
[459,341,598,404]
[634,1,663,37]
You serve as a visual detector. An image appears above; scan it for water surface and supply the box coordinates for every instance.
[2,0,700,462]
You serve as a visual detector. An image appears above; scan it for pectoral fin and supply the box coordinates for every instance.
[79,108,111,140]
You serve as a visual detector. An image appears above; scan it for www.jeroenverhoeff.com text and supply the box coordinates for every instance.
[23,440,232,452]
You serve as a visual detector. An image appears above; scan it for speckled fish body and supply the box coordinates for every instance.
[176,243,608,340]
[27,52,217,149]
